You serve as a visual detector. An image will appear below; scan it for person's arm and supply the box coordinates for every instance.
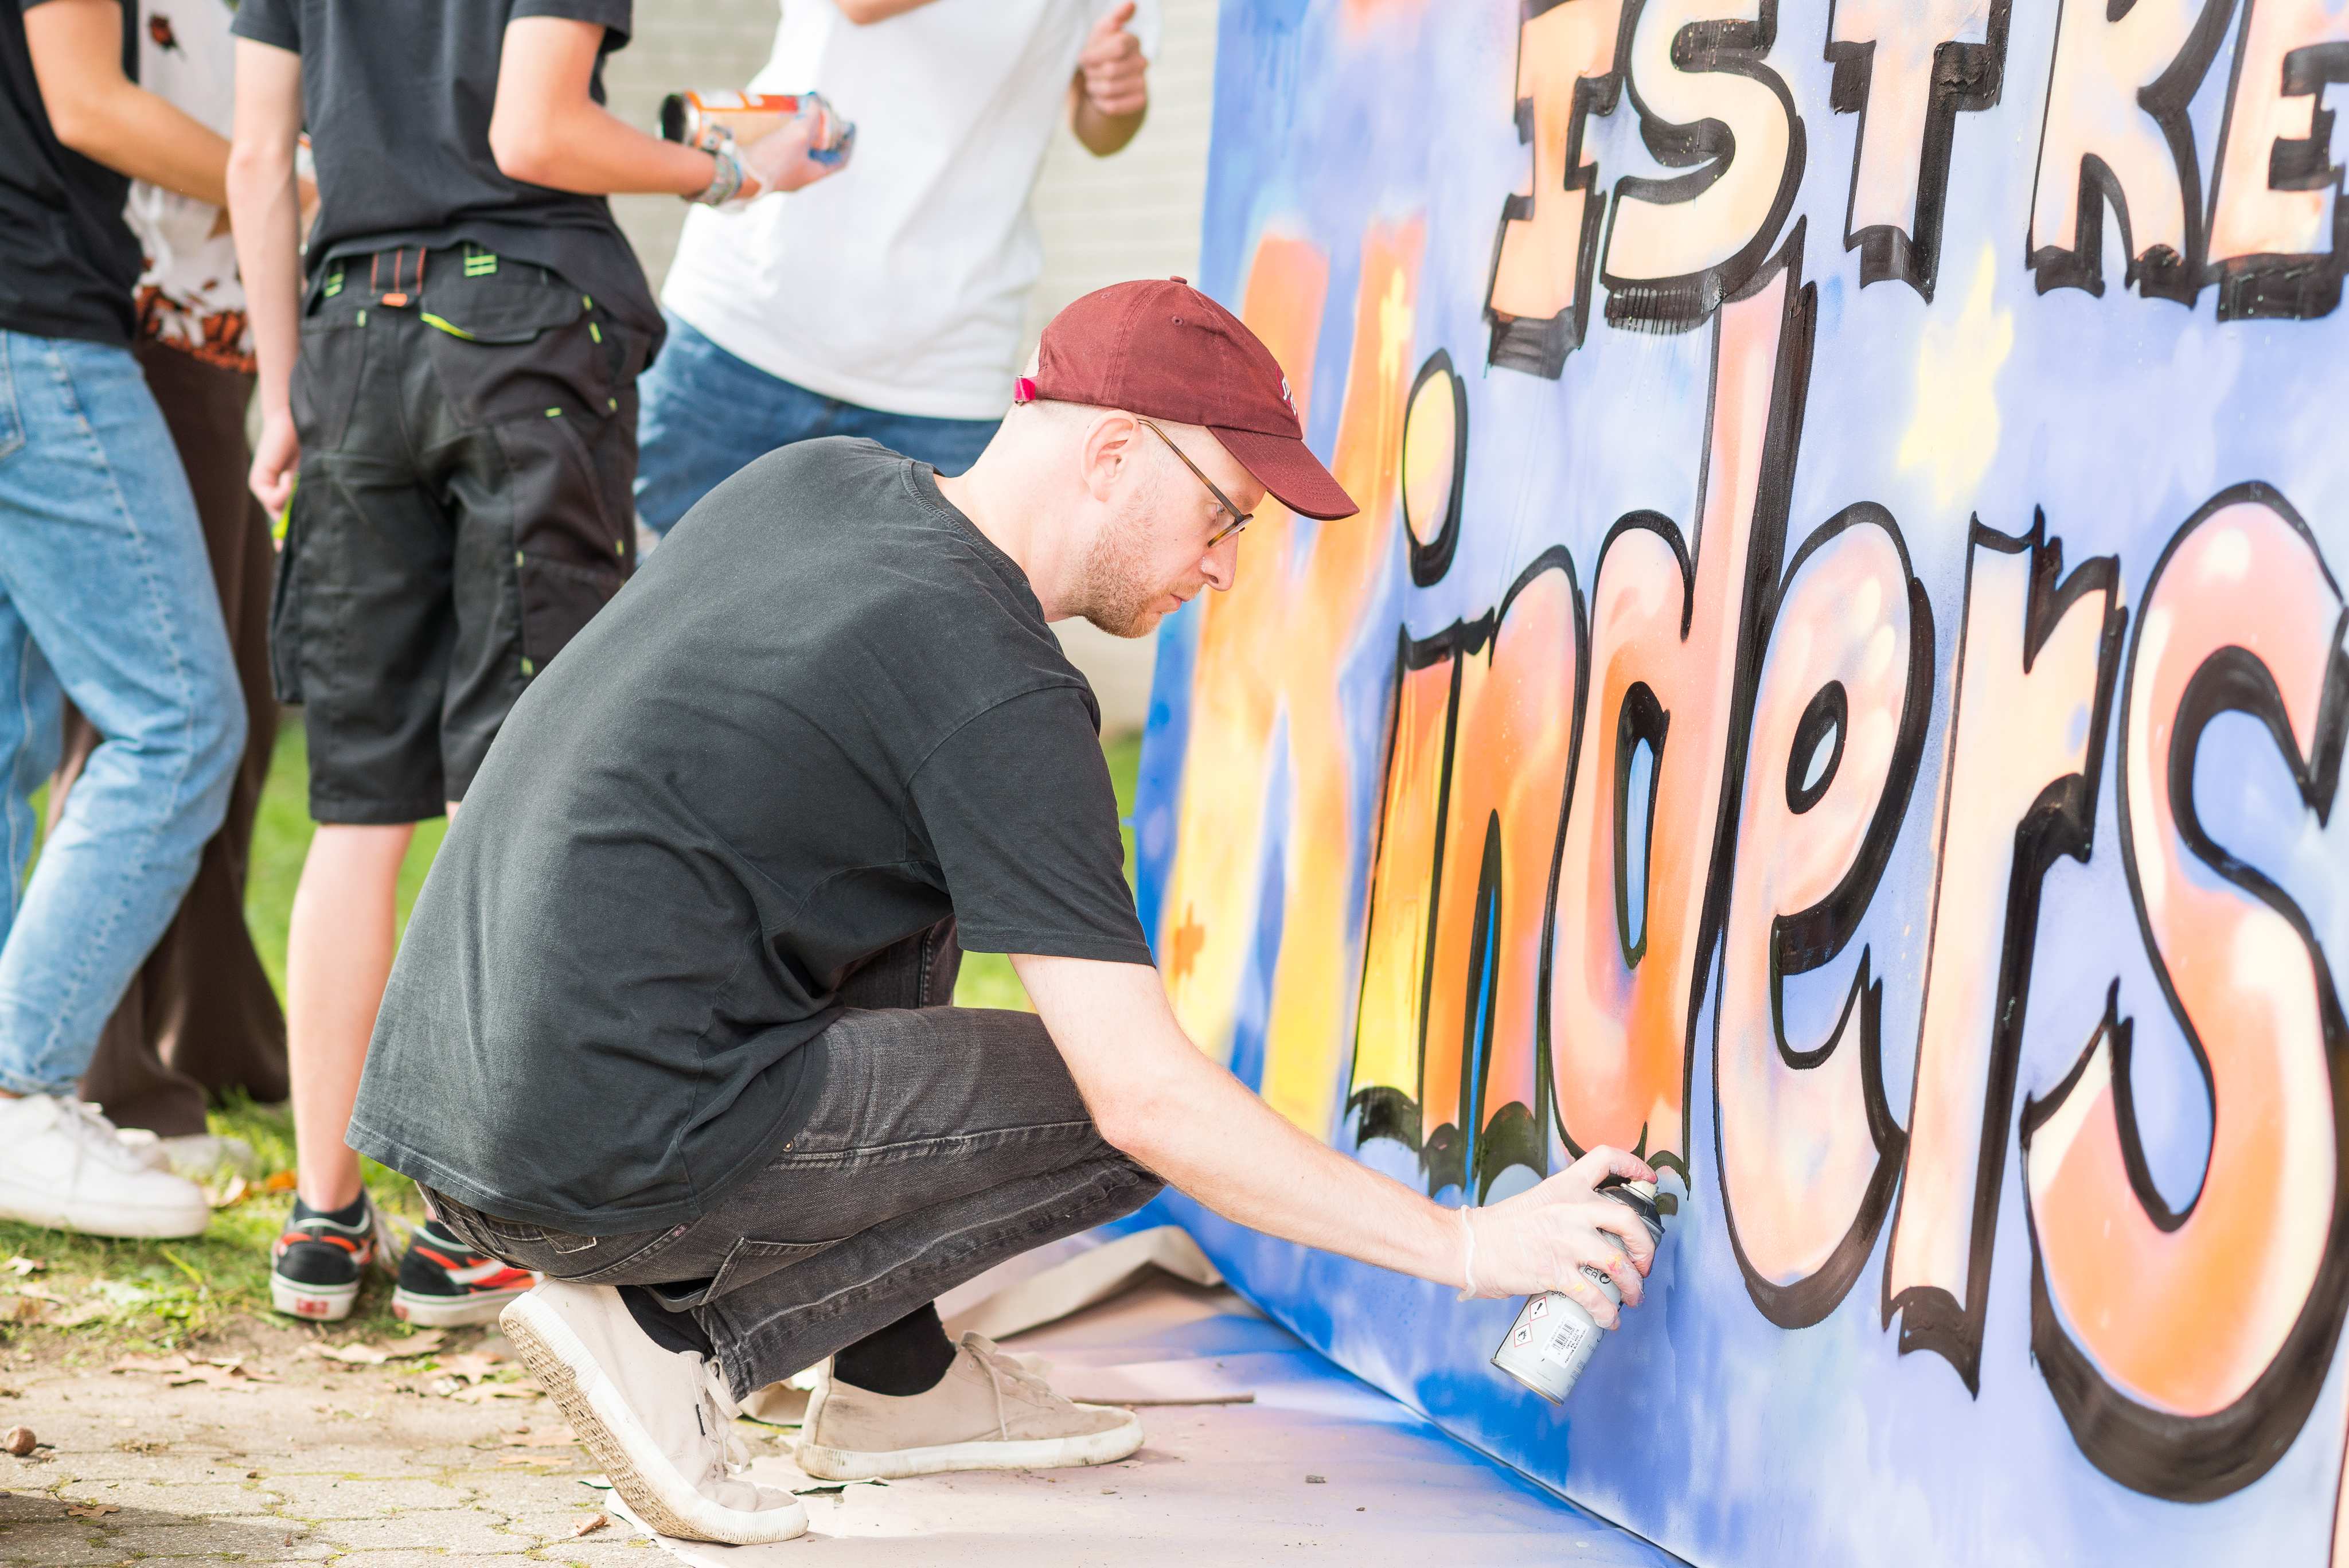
[1013,954,1660,1326]
[24,0,231,204]
[489,18,842,201]
[836,0,939,22]
[225,37,305,515]
[1068,1,1147,157]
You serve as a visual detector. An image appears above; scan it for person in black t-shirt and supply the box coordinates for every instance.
[223,0,848,1331]
[0,0,249,1243]
[354,280,1663,1547]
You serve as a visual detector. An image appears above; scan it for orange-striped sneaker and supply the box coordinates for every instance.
[392,1222,539,1327]
[270,1195,392,1321]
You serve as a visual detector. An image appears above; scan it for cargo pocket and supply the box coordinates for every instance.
[491,407,629,673]
[418,283,601,425]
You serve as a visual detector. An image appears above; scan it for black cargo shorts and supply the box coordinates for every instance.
[272,245,650,824]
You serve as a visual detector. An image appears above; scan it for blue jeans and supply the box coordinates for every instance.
[635,313,1002,536]
[0,331,243,1095]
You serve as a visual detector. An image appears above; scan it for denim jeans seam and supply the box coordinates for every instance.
[2,633,36,926]
[765,1120,1101,1171]
[33,344,208,1074]
[0,336,23,465]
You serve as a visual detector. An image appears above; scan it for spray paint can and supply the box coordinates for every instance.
[658,90,856,166]
[1489,1177,1665,1403]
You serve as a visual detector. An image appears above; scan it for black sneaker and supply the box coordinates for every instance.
[270,1193,389,1321]
[392,1221,539,1327]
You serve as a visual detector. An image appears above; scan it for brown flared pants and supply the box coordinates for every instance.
[45,340,288,1134]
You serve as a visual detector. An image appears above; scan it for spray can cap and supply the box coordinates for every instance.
[1623,1179,1657,1200]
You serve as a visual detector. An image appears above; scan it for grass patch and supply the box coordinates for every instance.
[4,719,1145,1345]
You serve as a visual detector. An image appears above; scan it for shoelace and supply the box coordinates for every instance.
[965,1335,1054,1442]
[57,1098,153,1173]
[697,1362,752,1478]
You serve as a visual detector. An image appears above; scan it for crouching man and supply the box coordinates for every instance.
[349,279,1658,1545]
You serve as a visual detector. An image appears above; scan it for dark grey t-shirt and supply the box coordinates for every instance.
[352,439,1154,1232]
[230,0,661,341]
[1,0,139,344]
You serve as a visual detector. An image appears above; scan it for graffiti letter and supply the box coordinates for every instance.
[1602,0,1806,326]
[1884,518,2125,1391]
[2026,0,2234,301]
[1158,223,1423,1139]
[2022,485,2349,1499]
[1353,557,1586,1199]
[1825,0,2011,298]
[1548,231,1815,1171]
[1488,0,1629,376]
[1714,508,1931,1327]
[2207,0,2349,319]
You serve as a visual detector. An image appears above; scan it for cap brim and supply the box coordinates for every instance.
[1212,427,1359,521]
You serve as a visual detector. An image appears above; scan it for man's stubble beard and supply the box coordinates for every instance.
[1074,486,1164,639]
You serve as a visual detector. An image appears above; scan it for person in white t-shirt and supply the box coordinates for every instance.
[635,0,1158,536]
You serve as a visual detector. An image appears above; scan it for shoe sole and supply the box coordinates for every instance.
[271,1276,360,1322]
[0,1189,208,1241]
[501,1293,808,1545]
[796,1405,1144,1480]
[393,1285,530,1328]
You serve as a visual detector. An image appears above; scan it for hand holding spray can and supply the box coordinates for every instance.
[1489,1177,1666,1402]
[658,90,857,168]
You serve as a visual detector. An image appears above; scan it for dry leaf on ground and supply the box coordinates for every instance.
[112,1354,194,1375]
[450,1381,541,1403]
[2,1257,42,1277]
[573,1512,609,1536]
[63,1503,118,1519]
[431,1349,506,1383]
[112,1354,274,1392]
[260,1169,299,1192]
[304,1328,447,1365]
[206,1176,249,1210]
[501,1425,579,1448]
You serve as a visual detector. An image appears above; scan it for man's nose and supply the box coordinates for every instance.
[1200,536,1239,592]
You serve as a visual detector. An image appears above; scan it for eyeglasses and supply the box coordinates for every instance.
[1136,418,1252,548]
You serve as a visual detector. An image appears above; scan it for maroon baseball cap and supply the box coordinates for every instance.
[1017,278,1359,521]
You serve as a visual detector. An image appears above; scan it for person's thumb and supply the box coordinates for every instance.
[1091,0,1137,37]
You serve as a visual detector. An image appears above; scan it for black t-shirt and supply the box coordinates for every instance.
[352,439,1155,1232]
[230,0,661,342]
[1,0,140,345]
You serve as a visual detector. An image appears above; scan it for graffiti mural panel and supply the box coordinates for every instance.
[1132,0,2349,1561]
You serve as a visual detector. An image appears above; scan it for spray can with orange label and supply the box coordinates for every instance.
[658,90,856,166]
[1489,1177,1665,1403]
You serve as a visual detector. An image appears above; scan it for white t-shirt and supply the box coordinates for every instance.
[660,0,1160,422]
[126,0,249,369]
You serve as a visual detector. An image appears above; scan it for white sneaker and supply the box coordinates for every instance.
[502,1282,806,1544]
[0,1096,210,1239]
[116,1130,259,1185]
[797,1332,1144,1480]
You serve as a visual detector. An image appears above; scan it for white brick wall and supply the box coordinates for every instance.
[604,0,1222,732]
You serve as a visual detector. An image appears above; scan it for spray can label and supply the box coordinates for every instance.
[1486,1179,1666,1404]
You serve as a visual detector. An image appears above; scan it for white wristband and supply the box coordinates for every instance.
[1455,1206,1479,1301]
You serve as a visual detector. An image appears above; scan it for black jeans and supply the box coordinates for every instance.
[426,920,1162,1399]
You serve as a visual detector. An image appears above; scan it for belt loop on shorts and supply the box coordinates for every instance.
[379,247,416,310]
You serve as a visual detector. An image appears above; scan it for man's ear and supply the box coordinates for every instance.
[1078,411,1142,503]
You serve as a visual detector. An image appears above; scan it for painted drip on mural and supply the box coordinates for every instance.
[1131,0,2349,1562]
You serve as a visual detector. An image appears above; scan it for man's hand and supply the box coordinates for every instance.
[1070,2,1148,155]
[249,410,299,518]
[1460,1146,1658,1328]
[1078,3,1148,116]
[733,107,851,201]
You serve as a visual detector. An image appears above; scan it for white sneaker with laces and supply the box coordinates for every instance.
[0,1095,210,1239]
[502,1281,805,1544]
[797,1332,1144,1480]
[117,1130,259,1185]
